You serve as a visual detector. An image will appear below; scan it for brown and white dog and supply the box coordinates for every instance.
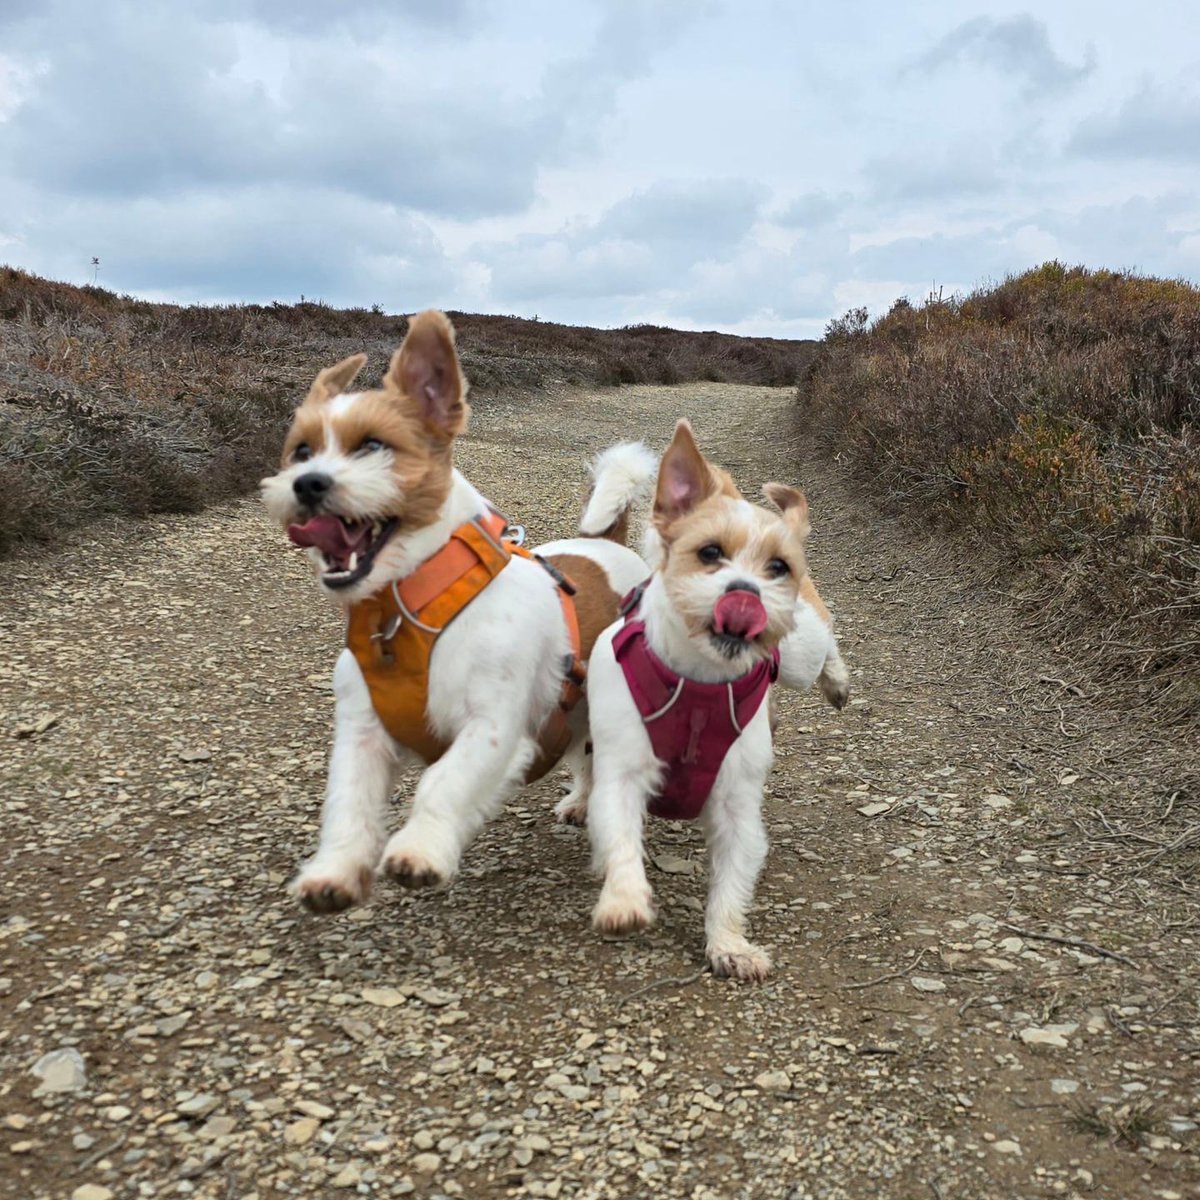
[579,420,849,980]
[261,311,653,912]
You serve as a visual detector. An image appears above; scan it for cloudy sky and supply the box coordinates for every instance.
[1,0,1197,337]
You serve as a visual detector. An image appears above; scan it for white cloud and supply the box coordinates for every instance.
[904,15,1094,97]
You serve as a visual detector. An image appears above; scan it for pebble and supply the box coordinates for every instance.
[71,1188,114,1200]
[753,1070,792,1092]
[910,976,946,993]
[31,1048,87,1094]
[993,1140,1022,1156]
[156,1012,193,1036]
[199,1115,237,1138]
[653,853,696,874]
[415,987,459,1007]
[294,1099,334,1119]
[333,1164,361,1187]
[412,1152,441,1175]
[361,986,406,1008]
[1019,1024,1077,1048]
[176,1094,220,1118]
[284,1118,320,1146]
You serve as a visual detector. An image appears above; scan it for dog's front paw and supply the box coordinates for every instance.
[379,832,453,890]
[818,663,850,711]
[592,881,654,935]
[554,791,588,826]
[291,860,374,914]
[707,939,772,982]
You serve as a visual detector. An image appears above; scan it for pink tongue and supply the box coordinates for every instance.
[713,591,768,640]
[287,514,365,559]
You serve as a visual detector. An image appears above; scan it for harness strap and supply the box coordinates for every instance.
[394,513,510,616]
[507,542,586,765]
[612,617,679,718]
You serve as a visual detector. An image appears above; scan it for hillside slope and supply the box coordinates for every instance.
[0,266,817,551]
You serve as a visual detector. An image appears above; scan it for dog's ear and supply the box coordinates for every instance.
[386,310,470,438]
[306,354,367,404]
[654,420,718,527]
[763,483,811,539]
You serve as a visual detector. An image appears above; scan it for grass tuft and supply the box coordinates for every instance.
[1065,1100,1163,1149]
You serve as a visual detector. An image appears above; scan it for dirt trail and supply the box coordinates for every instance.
[2,382,1196,1200]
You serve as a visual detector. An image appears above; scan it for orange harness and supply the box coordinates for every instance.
[345,511,585,779]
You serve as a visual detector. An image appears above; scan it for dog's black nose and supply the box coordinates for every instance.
[293,472,334,508]
[724,580,760,597]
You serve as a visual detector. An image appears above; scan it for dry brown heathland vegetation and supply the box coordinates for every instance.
[799,262,1200,717]
[0,266,816,552]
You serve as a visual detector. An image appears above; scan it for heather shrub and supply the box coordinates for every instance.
[799,263,1200,712]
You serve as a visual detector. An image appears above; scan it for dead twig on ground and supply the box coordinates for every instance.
[619,969,707,1005]
[839,949,929,991]
[78,1137,126,1173]
[998,922,1135,967]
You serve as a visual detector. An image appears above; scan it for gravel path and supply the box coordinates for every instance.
[2,382,1197,1200]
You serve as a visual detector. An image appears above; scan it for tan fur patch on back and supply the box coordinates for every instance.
[542,553,622,660]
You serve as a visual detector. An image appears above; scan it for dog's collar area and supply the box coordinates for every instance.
[613,585,778,821]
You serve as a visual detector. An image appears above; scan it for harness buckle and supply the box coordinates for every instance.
[619,582,647,616]
[504,524,527,547]
[371,613,402,642]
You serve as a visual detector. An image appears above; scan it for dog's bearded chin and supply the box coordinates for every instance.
[287,514,398,590]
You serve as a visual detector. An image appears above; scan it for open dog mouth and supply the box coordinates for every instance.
[709,590,769,658]
[287,514,398,589]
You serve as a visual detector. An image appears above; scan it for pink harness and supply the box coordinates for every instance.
[612,585,779,821]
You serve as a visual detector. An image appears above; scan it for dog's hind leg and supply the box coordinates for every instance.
[554,732,592,826]
[291,650,398,914]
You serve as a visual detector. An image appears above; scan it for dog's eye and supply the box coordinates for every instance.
[357,437,387,454]
[292,443,312,463]
[766,557,791,578]
[697,544,723,565]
